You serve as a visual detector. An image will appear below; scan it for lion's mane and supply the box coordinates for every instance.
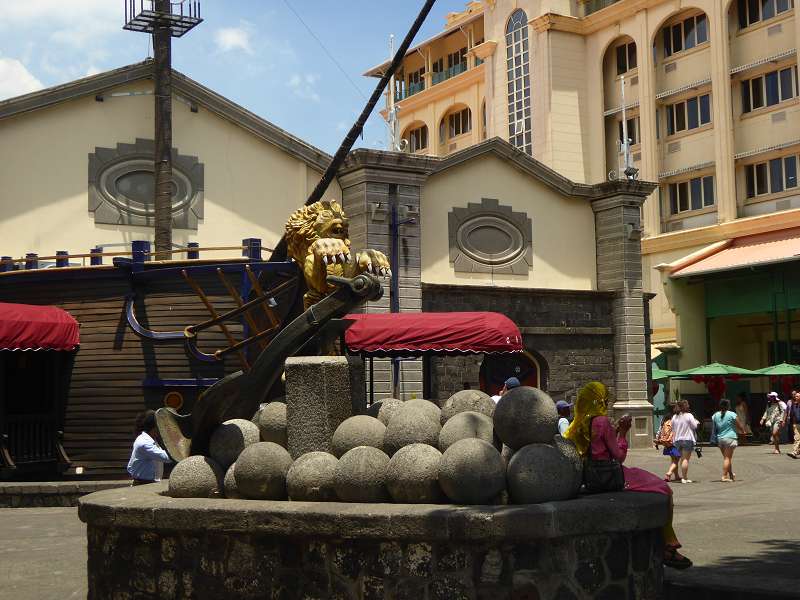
[284,199,347,264]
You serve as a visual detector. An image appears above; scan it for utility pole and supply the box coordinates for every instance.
[124,1,202,259]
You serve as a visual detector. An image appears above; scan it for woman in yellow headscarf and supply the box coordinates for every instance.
[565,382,692,570]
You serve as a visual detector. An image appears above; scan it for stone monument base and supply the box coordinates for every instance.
[79,483,668,599]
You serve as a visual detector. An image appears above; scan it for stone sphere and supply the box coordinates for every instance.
[331,415,386,458]
[493,387,559,449]
[385,443,444,503]
[438,411,495,452]
[507,443,579,504]
[168,455,224,498]
[223,463,242,499]
[234,442,293,500]
[553,434,584,495]
[252,401,288,447]
[440,389,495,424]
[404,399,442,423]
[286,452,339,502]
[383,404,442,456]
[438,438,506,505]
[208,418,260,471]
[365,398,404,426]
[333,446,390,503]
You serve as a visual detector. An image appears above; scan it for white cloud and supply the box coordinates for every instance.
[85,65,103,77]
[214,25,254,54]
[288,73,320,103]
[0,57,43,100]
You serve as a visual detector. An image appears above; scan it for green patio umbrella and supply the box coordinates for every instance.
[652,366,679,380]
[674,362,758,377]
[754,362,800,376]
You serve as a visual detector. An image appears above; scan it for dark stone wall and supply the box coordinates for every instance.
[86,524,663,600]
[422,284,616,403]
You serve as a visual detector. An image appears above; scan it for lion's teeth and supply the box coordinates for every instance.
[322,255,329,265]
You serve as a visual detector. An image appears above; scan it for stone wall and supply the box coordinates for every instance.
[422,284,616,403]
[0,480,129,508]
[79,483,668,600]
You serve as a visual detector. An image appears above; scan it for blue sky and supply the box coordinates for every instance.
[0,0,466,154]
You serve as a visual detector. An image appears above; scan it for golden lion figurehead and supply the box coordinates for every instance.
[285,199,350,264]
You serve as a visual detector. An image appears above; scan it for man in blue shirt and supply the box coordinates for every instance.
[127,410,171,484]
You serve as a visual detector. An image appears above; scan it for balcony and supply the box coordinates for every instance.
[582,0,622,17]
[395,81,425,102]
[432,62,468,85]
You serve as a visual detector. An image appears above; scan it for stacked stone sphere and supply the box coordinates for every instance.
[168,388,583,506]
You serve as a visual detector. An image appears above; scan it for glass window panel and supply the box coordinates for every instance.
[770,158,784,193]
[675,102,686,131]
[746,165,756,198]
[696,14,708,43]
[756,162,768,194]
[765,71,780,106]
[628,44,637,70]
[752,77,764,109]
[699,94,711,124]
[762,0,776,19]
[777,0,789,11]
[779,68,793,101]
[687,97,699,129]
[669,184,678,214]
[667,105,675,135]
[690,177,703,210]
[617,45,627,75]
[703,176,715,206]
[742,80,752,112]
[672,24,683,54]
[748,0,760,24]
[738,0,749,28]
[664,28,672,57]
[785,156,798,188]
[679,182,689,211]
[684,17,696,50]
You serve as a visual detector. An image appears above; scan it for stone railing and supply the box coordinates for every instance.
[79,482,668,599]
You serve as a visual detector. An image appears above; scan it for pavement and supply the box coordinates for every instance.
[0,443,797,600]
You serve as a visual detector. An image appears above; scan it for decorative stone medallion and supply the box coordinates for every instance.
[448,198,532,274]
[88,138,204,229]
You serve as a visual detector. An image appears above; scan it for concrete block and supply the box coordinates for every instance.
[286,356,361,459]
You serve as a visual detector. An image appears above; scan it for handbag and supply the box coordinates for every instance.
[655,418,674,447]
[583,417,626,494]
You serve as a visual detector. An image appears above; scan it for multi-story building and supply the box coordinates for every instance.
[366,0,800,398]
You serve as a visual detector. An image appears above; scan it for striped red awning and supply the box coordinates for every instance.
[0,302,79,351]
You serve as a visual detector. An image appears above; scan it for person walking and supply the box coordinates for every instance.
[787,391,800,459]
[735,393,753,441]
[491,376,520,404]
[671,400,699,483]
[127,410,171,485]
[564,382,692,569]
[556,400,572,435]
[655,403,680,482]
[710,398,745,482]
[760,392,787,454]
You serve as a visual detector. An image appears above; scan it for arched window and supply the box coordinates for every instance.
[404,124,429,152]
[439,106,472,144]
[506,9,532,155]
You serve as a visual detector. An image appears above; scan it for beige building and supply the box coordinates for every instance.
[366,0,800,377]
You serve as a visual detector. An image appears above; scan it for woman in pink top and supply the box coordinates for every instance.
[565,382,692,570]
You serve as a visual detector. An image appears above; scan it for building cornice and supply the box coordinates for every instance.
[0,59,333,172]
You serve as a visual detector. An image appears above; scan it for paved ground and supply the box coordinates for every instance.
[0,444,797,600]
[626,443,800,598]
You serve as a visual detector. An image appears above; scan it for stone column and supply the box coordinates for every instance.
[337,151,432,401]
[710,5,737,223]
[592,180,658,448]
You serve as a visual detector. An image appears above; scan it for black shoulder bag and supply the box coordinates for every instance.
[583,416,625,493]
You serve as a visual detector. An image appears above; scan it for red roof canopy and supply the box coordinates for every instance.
[0,302,80,351]
[343,312,522,356]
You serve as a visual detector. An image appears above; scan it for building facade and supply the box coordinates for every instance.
[366,0,800,377]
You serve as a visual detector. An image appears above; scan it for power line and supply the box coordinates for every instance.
[280,0,368,102]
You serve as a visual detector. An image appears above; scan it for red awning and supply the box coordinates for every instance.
[343,312,523,356]
[0,302,80,351]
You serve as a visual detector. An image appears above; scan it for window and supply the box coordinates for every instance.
[432,57,443,74]
[407,125,428,152]
[407,67,425,90]
[447,48,467,69]
[742,66,798,112]
[616,42,637,75]
[618,116,640,145]
[506,9,532,155]
[663,13,708,58]
[745,155,799,198]
[448,108,472,138]
[668,175,715,214]
[666,93,711,135]
[737,0,794,29]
